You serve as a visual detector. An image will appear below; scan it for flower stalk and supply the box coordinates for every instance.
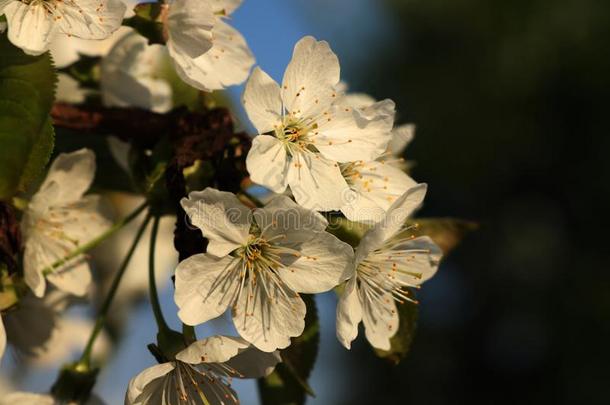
[77,213,152,369]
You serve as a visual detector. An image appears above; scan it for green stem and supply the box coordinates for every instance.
[149,216,170,332]
[76,213,152,369]
[42,202,148,276]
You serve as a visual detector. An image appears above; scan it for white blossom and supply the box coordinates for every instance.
[21,149,111,298]
[336,85,416,166]
[0,316,5,362]
[243,36,395,212]
[0,0,126,55]
[126,335,280,405]
[164,0,254,91]
[50,25,132,103]
[327,85,418,222]
[336,184,442,350]
[175,188,353,351]
[101,31,173,113]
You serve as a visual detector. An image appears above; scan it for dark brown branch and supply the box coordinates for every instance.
[52,102,252,262]
[0,202,21,273]
[51,103,251,152]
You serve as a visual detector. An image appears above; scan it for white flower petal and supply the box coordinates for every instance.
[176,335,249,364]
[242,67,282,134]
[56,73,87,104]
[0,317,6,362]
[355,98,395,121]
[59,195,112,241]
[388,124,415,156]
[287,152,348,212]
[46,259,91,297]
[30,148,96,210]
[0,0,14,13]
[339,190,386,225]
[232,280,306,352]
[388,236,442,285]
[361,289,398,351]
[336,92,376,109]
[3,2,58,55]
[357,184,428,261]
[253,195,328,242]
[225,346,281,378]
[276,231,353,294]
[22,194,110,298]
[167,0,214,59]
[175,254,239,325]
[181,188,251,257]
[57,0,126,40]
[101,32,172,113]
[212,0,242,15]
[314,105,393,163]
[246,135,289,194]
[340,161,417,224]
[22,233,57,297]
[281,36,340,118]
[125,363,175,405]
[336,277,362,349]
[172,20,254,91]
[49,25,133,68]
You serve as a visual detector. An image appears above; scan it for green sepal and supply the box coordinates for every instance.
[123,3,166,45]
[51,362,99,404]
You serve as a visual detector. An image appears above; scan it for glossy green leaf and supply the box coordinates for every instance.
[0,34,56,199]
[20,119,55,191]
[0,36,56,113]
[258,294,319,405]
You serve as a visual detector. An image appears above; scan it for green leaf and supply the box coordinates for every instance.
[124,3,166,45]
[0,100,39,198]
[374,300,419,365]
[20,119,55,191]
[407,217,478,255]
[0,36,56,113]
[258,294,319,405]
[0,34,56,199]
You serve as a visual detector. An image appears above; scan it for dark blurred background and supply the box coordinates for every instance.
[309,0,610,403]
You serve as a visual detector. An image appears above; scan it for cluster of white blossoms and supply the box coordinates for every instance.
[0,0,444,403]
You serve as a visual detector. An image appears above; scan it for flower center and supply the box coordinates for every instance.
[356,224,428,306]
[20,0,57,14]
[239,235,272,270]
[339,162,363,187]
[173,361,241,403]
[274,117,319,155]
